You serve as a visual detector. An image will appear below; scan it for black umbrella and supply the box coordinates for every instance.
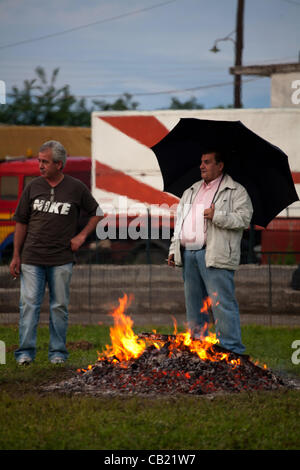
[151,118,299,227]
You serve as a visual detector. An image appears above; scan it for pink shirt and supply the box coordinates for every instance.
[180,174,223,249]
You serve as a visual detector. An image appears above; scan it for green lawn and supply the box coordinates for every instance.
[0,323,300,450]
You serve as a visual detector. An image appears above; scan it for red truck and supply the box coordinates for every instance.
[0,156,91,262]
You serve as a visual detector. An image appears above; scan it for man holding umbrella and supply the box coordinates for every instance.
[152,117,297,355]
[168,149,253,355]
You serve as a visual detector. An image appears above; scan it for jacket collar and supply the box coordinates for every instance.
[189,173,237,193]
[219,173,237,191]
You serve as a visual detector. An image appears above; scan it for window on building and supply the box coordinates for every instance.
[0,176,19,200]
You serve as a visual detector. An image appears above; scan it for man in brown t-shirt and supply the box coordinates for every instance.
[9,140,102,365]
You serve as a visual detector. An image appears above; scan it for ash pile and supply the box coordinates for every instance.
[46,332,286,397]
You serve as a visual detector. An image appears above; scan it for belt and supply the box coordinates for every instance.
[181,244,206,251]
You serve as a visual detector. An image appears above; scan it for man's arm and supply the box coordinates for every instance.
[9,222,28,277]
[70,215,102,252]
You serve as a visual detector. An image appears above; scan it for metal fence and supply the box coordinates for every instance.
[1,249,300,327]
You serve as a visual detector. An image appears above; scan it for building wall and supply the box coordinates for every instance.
[271,72,300,108]
[0,125,91,160]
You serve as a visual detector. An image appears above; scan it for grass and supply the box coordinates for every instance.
[0,323,300,450]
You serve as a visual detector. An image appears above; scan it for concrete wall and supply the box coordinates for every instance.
[1,264,299,326]
[271,72,300,108]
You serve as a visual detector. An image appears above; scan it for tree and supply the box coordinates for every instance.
[93,92,139,111]
[168,96,204,110]
[0,67,236,125]
[214,104,234,109]
[0,68,140,126]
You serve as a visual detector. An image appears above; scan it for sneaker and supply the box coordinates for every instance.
[17,356,32,365]
[50,356,65,364]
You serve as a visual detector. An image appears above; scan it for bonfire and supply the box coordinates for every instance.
[94,293,243,367]
[53,293,285,397]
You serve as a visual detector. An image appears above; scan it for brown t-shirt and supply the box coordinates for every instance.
[14,174,100,265]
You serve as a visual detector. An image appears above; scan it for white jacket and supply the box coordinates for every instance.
[169,173,253,270]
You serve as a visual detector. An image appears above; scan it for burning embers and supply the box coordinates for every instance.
[63,294,284,397]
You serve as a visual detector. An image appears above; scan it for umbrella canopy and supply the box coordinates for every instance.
[151,118,299,227]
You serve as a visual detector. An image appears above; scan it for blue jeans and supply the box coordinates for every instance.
[15,263,73,362]
[183,249,245,354]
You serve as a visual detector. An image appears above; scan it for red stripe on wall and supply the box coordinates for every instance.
[99,115,170,148]
[95,161,178,207]
[292,172,300,184]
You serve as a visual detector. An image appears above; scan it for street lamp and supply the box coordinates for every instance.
[209,44,220,54]
[210,31,236,54]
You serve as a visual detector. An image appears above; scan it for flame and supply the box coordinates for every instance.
[167,295,229,363]
[96,293,238,366]
[201,296,213,313]
[169,328,231,363]
[91,293,265,371]
[98,294,146,363]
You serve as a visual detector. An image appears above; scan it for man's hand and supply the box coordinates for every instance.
[167,254,175,267]
[204,203,215,220]
[70,233,86,252]
[9,222,27,278]
[9,255,21,278]
[71,215,102,252]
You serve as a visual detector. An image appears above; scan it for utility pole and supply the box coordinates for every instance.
[210,0,245,108]
[234,0,245,108]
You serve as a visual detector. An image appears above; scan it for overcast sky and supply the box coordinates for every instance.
[0,0,300,111]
